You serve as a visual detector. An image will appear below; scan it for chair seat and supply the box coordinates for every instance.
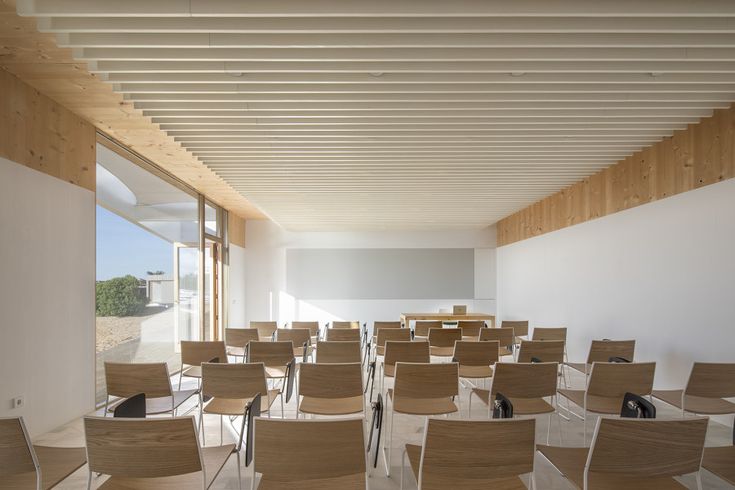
[429,346,455,357]
[557,389,623,414]
[702,445,735,485]
[499,347,513,357]
[376,346,385,357]
[226,346,246,357]
[565,362,590,375]
[182,365,202,378]
[108,390,198,415]
[265,366,290,379]
[471,389,555,415]
[652,390,735,414]
[293,346,314,358]
[98,444,236,489]
[387,389,458,416]
[537,445,686,489]
[257,473,365,490]
[2,445,87,490]
[299,395,365,416]
[458,365,493,379]
[204,389,280,415]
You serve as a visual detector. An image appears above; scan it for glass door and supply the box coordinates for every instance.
[175,243,200,344]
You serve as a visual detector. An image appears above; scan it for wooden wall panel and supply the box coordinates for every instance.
[0,69,95,191]
[228,213,246,248]
[497,104,735,246]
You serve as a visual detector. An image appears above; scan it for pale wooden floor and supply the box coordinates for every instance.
[38,366,734,489]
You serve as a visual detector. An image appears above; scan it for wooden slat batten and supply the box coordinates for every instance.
[497,104,735,246]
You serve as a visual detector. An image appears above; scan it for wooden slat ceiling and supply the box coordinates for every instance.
[14,0,735,230]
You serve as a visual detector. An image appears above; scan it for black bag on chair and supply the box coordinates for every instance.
[620,392,656,419]
[493,393,514,419]
[113,392,146,418]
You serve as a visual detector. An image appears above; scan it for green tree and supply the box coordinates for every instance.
[96,275,146,317]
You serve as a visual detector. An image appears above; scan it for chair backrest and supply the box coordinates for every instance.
[276,328,312,347]
[181,340,227,367]
[684,362,735,398]
[84,416,203,479]
[587,339,636,363]
[105,362,172,399]
[587,362,656,398]
[428,328,463,348]
[453,340,499,367]
[225,328,259,349]
[491,362,558,399]
[291,321,320,337]
[415,321,443,337]
[325,328,361,342]
[202,362,268,400]
[517,340,565,363]
[332,321,360,329]
[394,362,459,400]
[501,320,528,337]
[586,417,708,483]
[384,341,430,368]
[250,321,278,339]
[374,321,402,334]
[418,418,535,490]
[479,327,514,349]
[457,320,485,337]
[532,327,567,342]
[376,328,411,347]
[0,417,36,478]
[299,363,364,399]
[253,418,366,486]
[315,341,362,363]
[247,341,295,367]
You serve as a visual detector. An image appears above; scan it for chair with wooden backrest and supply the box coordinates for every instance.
[401,418,536,490]
[298,362,365,417]
[201,362,281,445]
[251,321,278,341]
[457,320,485,340]
[251,417,366,490]
[558,361,656,444]
[375,328,412,359]
[517,340,565,364]
[0,417,87,490]
[225,328,259,362]
[84,415,238,490]
[567,339,636,376]
[652,362,735,416]
[371,321,403,358]
[180,340,228,388]
[427,328,463,358]
[453,340,498,382]
[105,362,198,416]
[480,327,515,357]
[315,341,362,364]
[291,321,321,342]
[537,417,708,490]
[247,341,296,417]
[702,422,735,486]
[471,362,561,444]
[325,328,361,342]
[331,321,361,329]
[532,327,567,342]
[381,340,430,395]
[502,320,529,345]
[275,328,313,360]
[384,362,459,477]
[414,321,442,340]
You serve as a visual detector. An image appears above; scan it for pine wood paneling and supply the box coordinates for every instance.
[228,213,246,248]
[498,104,735,246]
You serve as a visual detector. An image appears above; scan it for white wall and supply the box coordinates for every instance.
[240,220,497,328]
[0,157,96,436]
[228,243,247,327]
[497,178,735,390]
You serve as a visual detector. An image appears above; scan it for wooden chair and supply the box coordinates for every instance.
[558,361,656,443]
[401,418,536,490]
[225,328,259,362]
[384,362,459,477]
[375,328,411,359]
[457,320,485,340]
[428,328,463,358]
[275,328,313,360]
[414,321,442,340]
[517,340,565,363]
[298,362,365,417]
[251,417,366,490]
[247,341,296,417]
[702,423,735,486]
[315,341,362,364]
[532,327,567,342]
[104,361,198,416]
[0,417,87,489]
[381,340,430,394]
[453,340,498,381]
[291,321,320,342]
[251,321,277,341]
[180,340,228,388]
[325,328,361,342]
[480,327,515,357]
[84,415,238,489]
[567,339,636,375]
[537,417,708,489]
[373,321,402,341]
[502,320,529,346]
[331,321,361,329]
[200,362,281,445]
[652,362,735,416]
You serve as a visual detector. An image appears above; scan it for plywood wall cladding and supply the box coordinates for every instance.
[0,69,95,191]
[0,0,264,220]
[228,212,246,248]
[497,105,735,246]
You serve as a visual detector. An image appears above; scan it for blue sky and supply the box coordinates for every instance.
[96,205,172,280]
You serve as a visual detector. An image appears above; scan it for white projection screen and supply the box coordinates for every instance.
[286,248,475,300]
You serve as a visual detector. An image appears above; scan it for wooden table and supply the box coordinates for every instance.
[400,312,495,328]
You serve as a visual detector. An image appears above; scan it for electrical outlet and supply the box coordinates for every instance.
[12,396,24,409]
